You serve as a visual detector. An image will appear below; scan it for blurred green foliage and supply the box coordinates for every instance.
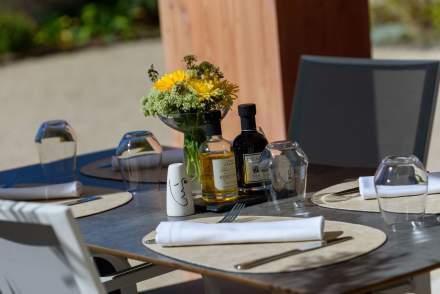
[0,0,159,56]
[0,12,35,54]
[370,0,440,45]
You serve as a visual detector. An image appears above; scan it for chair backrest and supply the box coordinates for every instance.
[0,200,105,294]
[288,55,440,167]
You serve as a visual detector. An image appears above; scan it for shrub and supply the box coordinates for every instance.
[370,0,440,45]
[0,12,35,54]
[0,0,159,56]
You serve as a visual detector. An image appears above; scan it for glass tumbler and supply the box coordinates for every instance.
[375,155,428,231]
[35,120,77,183]
[116,131,162,192]
[260,140,309,215]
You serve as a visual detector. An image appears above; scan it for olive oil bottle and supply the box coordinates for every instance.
[199,110,238,203]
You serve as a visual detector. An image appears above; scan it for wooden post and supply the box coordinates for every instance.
[159,0,371,143]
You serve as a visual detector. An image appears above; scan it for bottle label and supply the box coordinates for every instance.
[243,153,266,184]
[212,157,238,190]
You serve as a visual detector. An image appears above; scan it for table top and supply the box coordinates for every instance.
[3,149,440,294]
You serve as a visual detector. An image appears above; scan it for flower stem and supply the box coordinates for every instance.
[183,127,205,181]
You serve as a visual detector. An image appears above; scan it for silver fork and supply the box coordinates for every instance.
[217,202,245,223]
[145,202,245,244]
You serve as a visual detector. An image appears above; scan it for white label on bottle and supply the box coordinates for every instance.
[212,157,238,190]
[243,153,264,184]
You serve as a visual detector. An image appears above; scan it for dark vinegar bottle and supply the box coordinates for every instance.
[232,103,268,197]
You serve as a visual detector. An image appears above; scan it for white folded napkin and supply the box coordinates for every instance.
[0,181,82,200]
[155,216,325,247]
[111,149,183,171]
[359,172,440,200]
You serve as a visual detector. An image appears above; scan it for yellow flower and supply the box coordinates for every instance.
[154,70,187,92]
[217,80,239,99]
[188,79,217,101]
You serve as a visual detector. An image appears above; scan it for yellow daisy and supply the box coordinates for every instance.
[217,80,239,99]
[188,79,217,101]
[154,70,187,92]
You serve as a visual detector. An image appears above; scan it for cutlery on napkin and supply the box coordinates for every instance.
[111,148,183,171]
[0,181,82,200]
[356,172,440,200]
[154,216,324,247]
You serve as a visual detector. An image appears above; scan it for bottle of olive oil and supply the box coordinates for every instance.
[199,110,238,203]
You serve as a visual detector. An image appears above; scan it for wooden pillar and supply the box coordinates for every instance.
[158,0,371,143]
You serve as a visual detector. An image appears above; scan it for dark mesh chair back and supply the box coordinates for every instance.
[288,56,440,167]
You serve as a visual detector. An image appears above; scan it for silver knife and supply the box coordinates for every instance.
[332,187,359,196]
[65,195,102,206]
[234,236,353,270]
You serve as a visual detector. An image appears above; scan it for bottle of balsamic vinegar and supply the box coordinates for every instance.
[232,103,268,196]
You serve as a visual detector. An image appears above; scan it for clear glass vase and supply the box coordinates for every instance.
[158,110,229,194]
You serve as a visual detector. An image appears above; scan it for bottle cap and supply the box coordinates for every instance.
[238,104,257,131]
[204,110,222,136]
[238,103,256,117]
[204,110,222,122]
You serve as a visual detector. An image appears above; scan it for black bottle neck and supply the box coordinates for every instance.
[240,116,257,131]
[206,121,222,136]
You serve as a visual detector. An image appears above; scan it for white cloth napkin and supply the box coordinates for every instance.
[154,216,325,247]
[111,149,183,171]
[359,173,440,200]
[0,181,82,200]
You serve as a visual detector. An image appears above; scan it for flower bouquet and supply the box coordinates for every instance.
[141,55,238,187]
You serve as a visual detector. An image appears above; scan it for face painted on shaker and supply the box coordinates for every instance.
[168,177,189,206]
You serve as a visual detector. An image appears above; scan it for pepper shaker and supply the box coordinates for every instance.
[166,163,194,216]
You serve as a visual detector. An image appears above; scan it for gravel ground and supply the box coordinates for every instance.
[0,39,172,171]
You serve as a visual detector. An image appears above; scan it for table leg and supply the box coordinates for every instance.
[203,276,222,294]
[373,272,431,294]
[93,253,176,294]
[93,253,137,294]
[202,276,271,294]
[412,272,432,294]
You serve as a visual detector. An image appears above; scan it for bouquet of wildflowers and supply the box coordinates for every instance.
[141,55,238,182]
[141,55,238,116]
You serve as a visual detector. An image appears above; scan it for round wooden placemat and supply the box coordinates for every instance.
[45,191,132,218]
[311,181,440,213]
[142,215,386,274]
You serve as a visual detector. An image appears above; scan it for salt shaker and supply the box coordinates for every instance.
[166,163,194,216]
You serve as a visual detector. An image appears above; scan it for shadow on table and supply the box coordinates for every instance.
[293,251,409,293]
[0,148,127,191]
[307,164,376,192]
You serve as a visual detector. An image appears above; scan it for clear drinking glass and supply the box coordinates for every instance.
[35,120,77,183]
[260,140,309,215]
[116,131,162,192]
[375,155,428,231]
